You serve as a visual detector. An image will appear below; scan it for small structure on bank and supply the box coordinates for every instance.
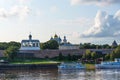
[20,34,40,50]
[112,40,118,48]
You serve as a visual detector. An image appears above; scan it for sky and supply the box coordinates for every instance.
[0,0,120,45]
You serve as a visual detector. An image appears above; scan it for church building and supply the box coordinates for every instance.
[50,34,79,50]
[50,34,62,44]
[20,34,40,50]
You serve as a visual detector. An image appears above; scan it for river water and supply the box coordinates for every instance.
[0,69,120,80]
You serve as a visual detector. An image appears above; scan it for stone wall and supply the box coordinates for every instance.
[0,49,114,58]
[19,49,86,58]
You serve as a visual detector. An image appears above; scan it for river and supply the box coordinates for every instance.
[0,69,120,80]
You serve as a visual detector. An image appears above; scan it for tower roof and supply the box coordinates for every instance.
[112,40,118,47]
[54,34,58,38]
[29,34,32,40]
[50,36,53,40]
[63,36,67,43]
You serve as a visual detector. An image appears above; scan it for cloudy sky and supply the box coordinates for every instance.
[0,0,120,45]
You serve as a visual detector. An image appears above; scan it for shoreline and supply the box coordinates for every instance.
[0,63,60,70]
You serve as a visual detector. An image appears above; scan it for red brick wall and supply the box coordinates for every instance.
[19,49,86,58]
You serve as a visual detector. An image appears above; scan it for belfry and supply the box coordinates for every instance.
[20,34,40,50]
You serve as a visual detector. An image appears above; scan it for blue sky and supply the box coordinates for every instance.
[0,0,120,45]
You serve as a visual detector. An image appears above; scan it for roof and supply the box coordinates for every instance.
[112,40,118,46]
[21,40,40,43]
[54,34,58,38]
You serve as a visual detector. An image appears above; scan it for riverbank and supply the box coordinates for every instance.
[0,57,95,70]
[0,63,60,70]
[84,64,95,70]
[0,62,95,70]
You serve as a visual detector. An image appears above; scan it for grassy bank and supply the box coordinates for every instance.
[0,57,96,69]
[11,61,59,64]
[84,64,95,70]
[0,57,60,65]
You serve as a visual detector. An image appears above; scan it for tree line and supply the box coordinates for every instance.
[80,43,116,49]
[0,41,20,50]
[1,41,120,62]
[40,40,59,49]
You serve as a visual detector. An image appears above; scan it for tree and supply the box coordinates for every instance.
[4,46,19,61]
[91,52,97,59]
[58,52,63,61]
[41,40,59,49]
[109,46,120,60]
[72,55,77,61]
[8,41,21,48]
[102,44,111,49]
[105,54,110,60]
[82,49,91,59]
[86,49,92,59]
[67,54,72,61]
[0,41,20,50]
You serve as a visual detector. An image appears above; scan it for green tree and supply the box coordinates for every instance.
[0,42,20,50]
[91,52,97,59]
[86,49,91,59]
[105,54,110,60]
[67,54,72,61]
[4,46,19,61]
[110,46,120,60]
[58,52,63,61]
[72,55,77,61]
[41,40,59,49]
[48,40,59,49]
[8,41,21,48]
[82,49,91,59]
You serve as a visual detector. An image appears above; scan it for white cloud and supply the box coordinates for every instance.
[18,0,30,4]
[36,10,45,17]
[71,32,80,38]
[0,8,7,18]
[55,18,92,27]
[114,10,120,20]
[70,0,120,6]
[71,0,80,5]
[80,10,120,38]
[50,6,58,13]
[0,6,30,20]
[19,0,28,2]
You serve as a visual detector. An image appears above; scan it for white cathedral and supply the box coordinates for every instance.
[50,34,79,50]
[20,34,40,50]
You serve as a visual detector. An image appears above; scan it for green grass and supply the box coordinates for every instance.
[10,58,60,64]
[0,57,60,64]
[11,61,59,64]
[84,64,95,70]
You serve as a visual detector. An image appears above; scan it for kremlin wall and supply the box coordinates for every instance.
[18,49,113,58]
[0,34,116,58]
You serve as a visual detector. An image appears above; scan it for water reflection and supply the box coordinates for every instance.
[95,69,120,80]
[0,69,58,80]
[1,69,120,80]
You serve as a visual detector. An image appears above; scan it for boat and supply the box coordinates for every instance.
[58,62,85,70]
[95,58,120,69]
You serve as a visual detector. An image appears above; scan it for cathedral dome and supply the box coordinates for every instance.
[29,34,32,40]
[54,34,58,38]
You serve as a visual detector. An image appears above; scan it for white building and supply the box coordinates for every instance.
[59,36,79,50]
[50,34,79,50]
[20,34,40,50]
[50,34,62,44]
[59,45,79,50]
